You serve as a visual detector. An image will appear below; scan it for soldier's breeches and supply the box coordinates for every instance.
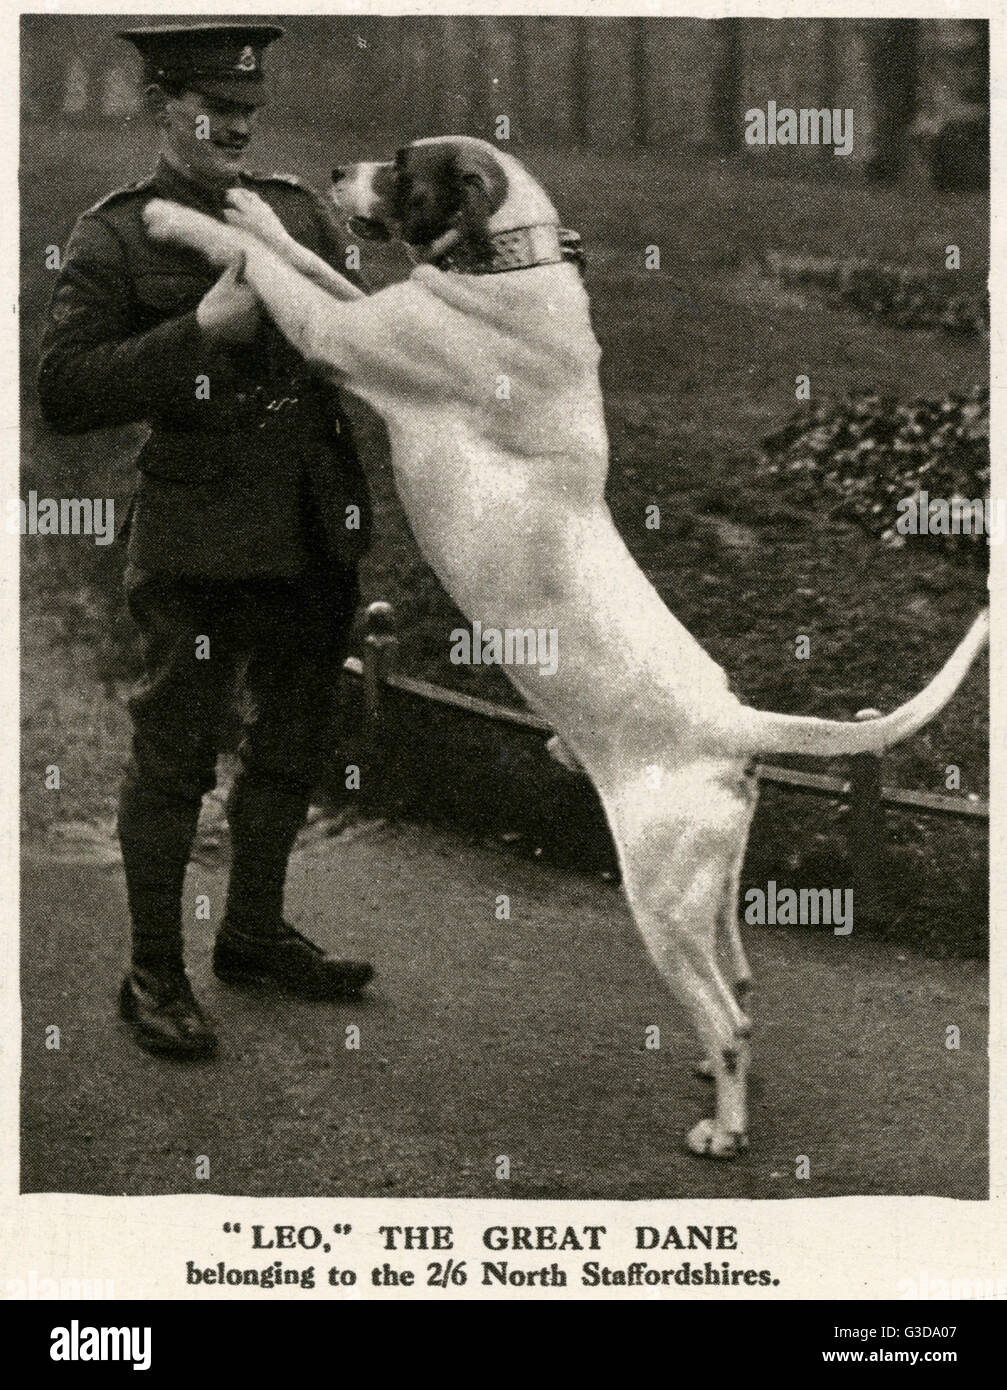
[118,566,359,962]
[224,564,359,931]
[222,778,311,932]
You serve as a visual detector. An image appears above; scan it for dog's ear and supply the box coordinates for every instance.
[450,146,508,243]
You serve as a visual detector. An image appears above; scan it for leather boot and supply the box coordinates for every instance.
[119,965,217,1059]
[217,777,373,999]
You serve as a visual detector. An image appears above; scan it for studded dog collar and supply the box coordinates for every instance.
[432,224,585,276]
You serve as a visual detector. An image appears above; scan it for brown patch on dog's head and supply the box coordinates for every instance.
[380,139,509,250]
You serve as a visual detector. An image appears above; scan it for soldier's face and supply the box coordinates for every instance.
[155,87,259,184]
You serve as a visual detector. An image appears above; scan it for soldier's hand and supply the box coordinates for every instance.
[196,258,261,344]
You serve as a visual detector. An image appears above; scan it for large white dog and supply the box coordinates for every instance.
[145,137,987,1158]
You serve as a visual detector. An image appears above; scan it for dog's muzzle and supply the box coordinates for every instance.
[331,161,392,229]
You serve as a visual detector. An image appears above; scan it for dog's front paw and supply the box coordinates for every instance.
[686,1118,749,1159]
[224,187,290,248]
[144,198,240,267]
[142,197,179,243]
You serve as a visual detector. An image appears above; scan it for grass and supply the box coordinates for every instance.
[20,122,989,951]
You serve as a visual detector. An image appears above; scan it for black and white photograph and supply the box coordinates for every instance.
[15,3,991,1228]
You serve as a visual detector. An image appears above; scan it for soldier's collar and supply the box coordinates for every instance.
[152,155,232,215]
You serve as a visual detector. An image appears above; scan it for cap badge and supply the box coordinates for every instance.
[236,45,257,73]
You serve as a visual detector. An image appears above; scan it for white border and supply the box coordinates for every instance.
[1,0,1001,1301]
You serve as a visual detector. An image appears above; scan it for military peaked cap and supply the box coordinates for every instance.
[118,23,285,106]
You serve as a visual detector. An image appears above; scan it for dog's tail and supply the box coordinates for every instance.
[723,608,988,758]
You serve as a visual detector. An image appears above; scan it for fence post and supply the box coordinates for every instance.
[362,601,398,800]
[849,708,883,919]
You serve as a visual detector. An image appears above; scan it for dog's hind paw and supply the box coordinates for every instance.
[686,1119,749,1159]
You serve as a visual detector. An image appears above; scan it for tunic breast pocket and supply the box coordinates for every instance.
[132,267,240,465]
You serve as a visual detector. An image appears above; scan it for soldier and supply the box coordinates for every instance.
[38,23,375,1061]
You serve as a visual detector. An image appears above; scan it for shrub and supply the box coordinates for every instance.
[759,385,990,565]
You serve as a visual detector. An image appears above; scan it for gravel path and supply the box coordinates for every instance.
[20,820,987,1199]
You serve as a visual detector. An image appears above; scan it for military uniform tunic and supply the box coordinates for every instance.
[38,155,371,575]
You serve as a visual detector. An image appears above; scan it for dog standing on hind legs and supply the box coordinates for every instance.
[144,136,988,1158]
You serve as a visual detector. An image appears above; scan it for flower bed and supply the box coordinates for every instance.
[759,385,990,564]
